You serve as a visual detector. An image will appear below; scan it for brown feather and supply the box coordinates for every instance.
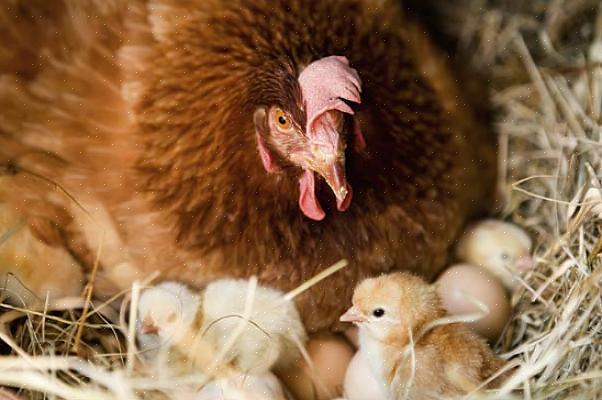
[0,0,496,331]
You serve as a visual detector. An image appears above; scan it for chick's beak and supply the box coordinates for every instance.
[141,316,159,335]
[514,255,534,272]
[340,305,366,324]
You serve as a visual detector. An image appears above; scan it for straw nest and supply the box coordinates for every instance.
[0,0,601,399]
[458,0,602,398]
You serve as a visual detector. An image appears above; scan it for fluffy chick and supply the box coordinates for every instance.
[456,220,533,290]
[136,279,307,375]
[136,281,208,371]
[341,272,505,400]
[201,279,307,374]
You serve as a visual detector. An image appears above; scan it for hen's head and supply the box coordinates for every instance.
[137,1,384,237]
[252,56,363,221]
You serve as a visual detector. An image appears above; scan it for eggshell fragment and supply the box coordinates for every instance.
[278,334,354,400]
[456,219,533,290]
[436,264,511,341]
[344,352,385,400]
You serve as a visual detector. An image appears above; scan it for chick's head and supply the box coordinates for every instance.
[341,273,444,343]
[137,282,200,348]
[457,220,533,289]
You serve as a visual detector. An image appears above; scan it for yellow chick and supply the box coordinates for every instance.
[202,279,307,374]
[136,281,208,373]
[456,219,533,290]
[340,272,506,400]
[137,279,307,376]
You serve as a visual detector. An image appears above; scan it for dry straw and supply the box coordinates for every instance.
[456,0,602,398]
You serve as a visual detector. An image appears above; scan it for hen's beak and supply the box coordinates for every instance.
[309,146,351,211]
[141,316,159,335]
[312,156,350,209]
[340,305,366,323]
[302,109,353,212]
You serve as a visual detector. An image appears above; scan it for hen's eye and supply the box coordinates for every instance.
[373,308,385,318]
[500,252,510,261]
[274,109,292,130]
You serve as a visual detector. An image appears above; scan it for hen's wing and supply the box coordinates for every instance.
[0,0,154,294]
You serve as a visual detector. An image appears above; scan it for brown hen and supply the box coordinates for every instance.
[0,0,496,331]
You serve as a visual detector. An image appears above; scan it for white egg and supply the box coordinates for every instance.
[278,334,354,400]
[344,352,385,400]
[456,219,533,290]
[436,264,511,341]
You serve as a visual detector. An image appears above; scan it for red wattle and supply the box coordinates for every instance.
[299,170,325,221]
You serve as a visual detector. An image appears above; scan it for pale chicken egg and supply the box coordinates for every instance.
[277,334,354,400]
[436,264,511,341]
[456,219,533,290]
[343,352,385,400]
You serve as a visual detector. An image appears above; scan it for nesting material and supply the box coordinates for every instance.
[457,0,602,398]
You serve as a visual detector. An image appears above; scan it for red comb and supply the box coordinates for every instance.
[298,56,362,141]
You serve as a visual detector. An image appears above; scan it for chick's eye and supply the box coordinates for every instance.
[274,109,292,130]
[373,308,385,318]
